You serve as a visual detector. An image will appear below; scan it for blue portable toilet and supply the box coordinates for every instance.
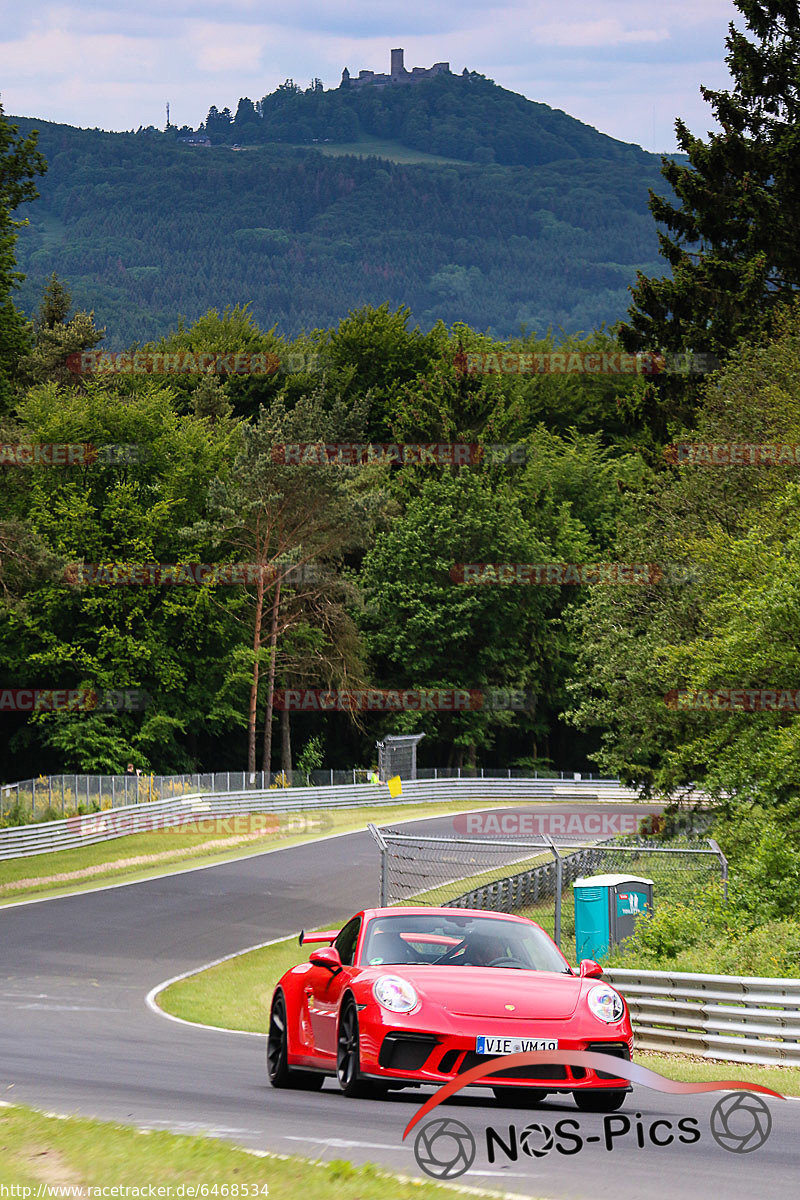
[573,873,654,961]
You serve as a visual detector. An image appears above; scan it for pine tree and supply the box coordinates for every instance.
[36,273,71,330]
[18,273,104,385]
[621,0,800,360]
[0,104,47,410]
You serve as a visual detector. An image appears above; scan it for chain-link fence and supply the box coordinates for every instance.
[0,766,619,824]
[368,826,727,952]
[0,769,382,822]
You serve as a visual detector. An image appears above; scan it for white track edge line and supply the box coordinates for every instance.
[0,800,606,911]
[144,935,294,1036]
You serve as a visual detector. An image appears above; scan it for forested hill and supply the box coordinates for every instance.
[11,84,667,345]
[205,72,651,168]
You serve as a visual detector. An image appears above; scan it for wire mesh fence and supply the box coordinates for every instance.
[0,766,615,824]
[0,769,377,822]
[368,826,727,953]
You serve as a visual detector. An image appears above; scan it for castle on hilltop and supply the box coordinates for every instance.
[341,48,451,90]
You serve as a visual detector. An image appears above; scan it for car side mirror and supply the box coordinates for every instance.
[579,958,603,978]
[309,947,342,974]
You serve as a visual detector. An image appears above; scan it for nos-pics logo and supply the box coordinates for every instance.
[404,1052,781,1180]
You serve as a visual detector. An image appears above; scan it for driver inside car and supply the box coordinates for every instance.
[461,932,508,966]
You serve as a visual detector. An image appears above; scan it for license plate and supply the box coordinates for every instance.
[476,1036,559,1055]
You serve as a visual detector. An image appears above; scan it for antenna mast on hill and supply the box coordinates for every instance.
[165,102,170,130]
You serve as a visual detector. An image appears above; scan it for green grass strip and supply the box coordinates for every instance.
[0,1101,511,1197]
[0,800,512,906]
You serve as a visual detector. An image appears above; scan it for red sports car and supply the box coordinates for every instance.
[267,906,633,1111]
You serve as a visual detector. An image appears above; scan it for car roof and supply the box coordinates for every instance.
[361,907,535,924]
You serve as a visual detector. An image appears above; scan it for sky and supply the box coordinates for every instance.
[0,0,740,152]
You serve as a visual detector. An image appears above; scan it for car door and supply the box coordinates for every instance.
[305,916,361,1058]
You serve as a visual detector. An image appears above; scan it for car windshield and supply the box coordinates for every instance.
[360,913,570,972]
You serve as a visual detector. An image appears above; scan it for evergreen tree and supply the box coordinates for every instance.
[0,104,47,410]
[19,273,104,385]
[36,273,71,329]
[621,1,800,362]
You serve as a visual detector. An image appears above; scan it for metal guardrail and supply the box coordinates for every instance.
[0,767,619,821]
[604,968,800,1066]
[0,777,638,861]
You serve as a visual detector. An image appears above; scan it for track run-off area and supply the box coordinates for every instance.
[2,802,798,1199]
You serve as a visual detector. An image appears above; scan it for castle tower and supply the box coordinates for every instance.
[391,48,405,78]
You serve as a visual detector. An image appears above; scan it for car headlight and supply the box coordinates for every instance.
[587,984,625,1023]
[372,975,419,1013]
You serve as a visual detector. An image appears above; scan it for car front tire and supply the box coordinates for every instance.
[336,997,378,1098]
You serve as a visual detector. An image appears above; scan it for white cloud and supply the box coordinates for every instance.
[531,19,669,48]
[186,23,270,73]
[0,0,739,145]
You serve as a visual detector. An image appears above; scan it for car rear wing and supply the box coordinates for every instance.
[298,929,339,946]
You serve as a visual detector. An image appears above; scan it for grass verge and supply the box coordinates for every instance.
[158,938,800,1097]
[291,137,471,165]
[0,1102,482,1197]
[0,799,513,906]
[634,1052,800,1096]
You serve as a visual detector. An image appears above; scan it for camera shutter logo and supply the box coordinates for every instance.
[413,1117,476,1179]
[710,1093,772,1153]
[520,1122,555,1158]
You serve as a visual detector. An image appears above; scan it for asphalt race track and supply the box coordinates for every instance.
[2,805,798,1199]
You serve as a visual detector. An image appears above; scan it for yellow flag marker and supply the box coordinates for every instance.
[387,775,402,799]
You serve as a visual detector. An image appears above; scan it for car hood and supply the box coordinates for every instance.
[366,965,582,1020]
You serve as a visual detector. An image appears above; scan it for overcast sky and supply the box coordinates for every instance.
[1,0,739,152]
